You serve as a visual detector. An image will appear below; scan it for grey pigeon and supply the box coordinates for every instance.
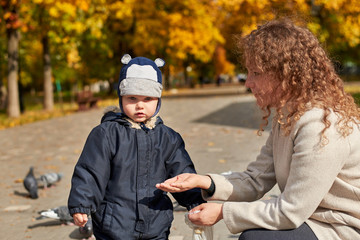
[23,167,38,199]
[79,219,93,238]
[37,205,93,237]
[36,205,73,224]
[38,172,63,188]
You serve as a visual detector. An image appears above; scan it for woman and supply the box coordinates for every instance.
[156,19,360,240]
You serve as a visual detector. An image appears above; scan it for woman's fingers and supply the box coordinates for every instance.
[155,182,182,192]
[188,203,223,226]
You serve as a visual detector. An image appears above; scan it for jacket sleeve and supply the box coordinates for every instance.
[166,132,206,210]
[203,128,277,202]
[68,125,111,216]
[218,110,350,234]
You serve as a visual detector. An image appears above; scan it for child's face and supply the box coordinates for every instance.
[122,95,159,122]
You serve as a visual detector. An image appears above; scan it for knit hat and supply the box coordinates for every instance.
[117,54,165,115]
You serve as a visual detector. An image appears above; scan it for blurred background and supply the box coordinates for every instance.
[1,0,360,127]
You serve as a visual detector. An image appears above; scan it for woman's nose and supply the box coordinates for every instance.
[245,78,254,89]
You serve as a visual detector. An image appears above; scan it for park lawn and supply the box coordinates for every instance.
[0,98,118,130]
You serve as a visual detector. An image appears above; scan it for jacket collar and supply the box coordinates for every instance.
[101,106,162,129]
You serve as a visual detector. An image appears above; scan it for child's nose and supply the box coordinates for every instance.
[136,101,144,109]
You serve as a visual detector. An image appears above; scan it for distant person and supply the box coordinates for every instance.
[216,75,222,86]
[157,19,360,240]
[68,54,205,239]
[199,75,205,87]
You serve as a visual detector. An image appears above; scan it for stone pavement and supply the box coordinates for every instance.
[0,84,280,240]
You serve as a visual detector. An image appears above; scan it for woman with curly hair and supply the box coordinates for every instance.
[156,19,360,240]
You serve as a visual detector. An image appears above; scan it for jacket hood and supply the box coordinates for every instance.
[101,106,162,129]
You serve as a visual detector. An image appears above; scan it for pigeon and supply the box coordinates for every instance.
[36,205,93,238]
[36,205,73,224]
[37,172,63,188]
[23,167,38,199]
[79,218,93,239]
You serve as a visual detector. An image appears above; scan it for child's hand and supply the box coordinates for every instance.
[73,213,88,227]
[156,173,211,192]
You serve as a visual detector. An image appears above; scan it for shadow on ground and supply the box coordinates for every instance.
[193,100,273,131]
[28,221,90,239]
[28,220,68,229]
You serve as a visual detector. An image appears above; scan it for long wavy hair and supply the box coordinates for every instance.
[238,19,360,143]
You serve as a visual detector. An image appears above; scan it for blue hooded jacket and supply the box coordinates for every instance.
[68,111,205,239]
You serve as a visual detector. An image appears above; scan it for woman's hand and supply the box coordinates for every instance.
[156,173,211,192]
[188,203,223,226]
[73,213,88,227]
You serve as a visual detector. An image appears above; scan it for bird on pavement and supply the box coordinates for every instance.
[37,172,63,188]
[36,205,73,224]
[79,219,93,239]
[36,205,94,238]
[23,167,38,199]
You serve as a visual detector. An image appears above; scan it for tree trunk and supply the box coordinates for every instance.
[42,34,54,111]
[6,28,20,118]
[0,38,6,110]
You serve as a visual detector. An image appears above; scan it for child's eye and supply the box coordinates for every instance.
[145,97,154,101]
[128,97,137,101]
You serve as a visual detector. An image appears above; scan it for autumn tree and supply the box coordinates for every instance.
[308,0,360,65]
[1,0,22,117]
[215,0,360,74]
[0,6,6,109]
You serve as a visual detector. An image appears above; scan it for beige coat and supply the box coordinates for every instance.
[204,108,360,240]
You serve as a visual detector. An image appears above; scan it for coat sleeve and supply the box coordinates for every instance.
[203,128,277,202]
[68,125,111,216]
[166,132,206,210]
[219,110,350,234]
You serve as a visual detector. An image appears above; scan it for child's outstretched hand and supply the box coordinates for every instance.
[73,213,88,227]
[156,173,211,193]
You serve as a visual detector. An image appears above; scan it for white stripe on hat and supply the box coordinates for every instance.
[126,64,158,82]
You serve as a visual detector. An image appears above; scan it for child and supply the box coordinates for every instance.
[68,54,205,239]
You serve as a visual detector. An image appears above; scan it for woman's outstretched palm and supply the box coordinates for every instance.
[156,173,210,193]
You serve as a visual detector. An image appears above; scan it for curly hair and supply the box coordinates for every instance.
[238,19,360,143]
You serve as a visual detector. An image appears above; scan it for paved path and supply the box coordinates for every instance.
[0,85,280,240]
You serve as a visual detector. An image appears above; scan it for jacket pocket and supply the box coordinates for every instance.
[102,202,114,232]
[93,202,114,234]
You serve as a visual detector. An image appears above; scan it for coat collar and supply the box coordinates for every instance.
[101,106,161,129]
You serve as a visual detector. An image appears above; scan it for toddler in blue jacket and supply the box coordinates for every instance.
[68,54,205,239]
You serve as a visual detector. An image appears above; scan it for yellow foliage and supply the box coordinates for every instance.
[59,2,76,16]
[67,44,81,68]
[3,12,12,20]
[49,7,60,18]
[214,45,235,76]
[72,22,86,33]
[109,1,133,19]
[77,0,90,11]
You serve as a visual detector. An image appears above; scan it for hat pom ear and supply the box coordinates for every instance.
[154,58,165,68]
[121,54,132,64]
